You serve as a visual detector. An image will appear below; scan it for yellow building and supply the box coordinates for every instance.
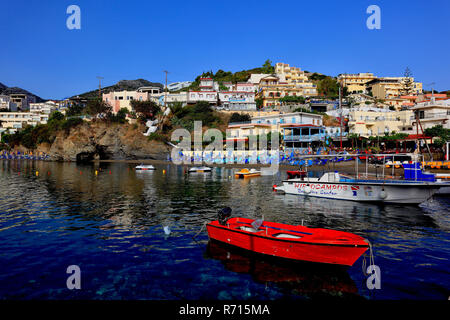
[337,73,377,94]
[275,63,311,86]
[367,77,423,100]
[348,109,414,137]
[227,123,272,138]
[257,75,317,108]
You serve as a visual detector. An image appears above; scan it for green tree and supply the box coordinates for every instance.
[86,98,111,117]
[401,67,414,96]
[130,100,161,119]
[317,77,339,98]
[65,103,85,117]
[255,97,264,109]
[229,113,251,123]
[261,59,275,74]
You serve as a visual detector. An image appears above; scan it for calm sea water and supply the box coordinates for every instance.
[0,160,449,300]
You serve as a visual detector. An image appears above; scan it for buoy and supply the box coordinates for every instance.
[163,169,166,174]
[379,189,387,199]
[48,171,50,175]
[109,171,111,174]
[36,171,39,176]
[163,226,171,235]
[272,184,277,191]
[95,170,98,176]
[80,171,82,175]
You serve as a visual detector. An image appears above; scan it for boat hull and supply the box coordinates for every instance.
[207,219,368,266]
[276,180,441,204]
[235,173,261,179]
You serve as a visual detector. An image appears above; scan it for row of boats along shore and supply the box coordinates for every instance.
[137,153,450,205]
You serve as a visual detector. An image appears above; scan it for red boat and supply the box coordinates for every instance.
[206,209,369,266]
[286,170,306,180]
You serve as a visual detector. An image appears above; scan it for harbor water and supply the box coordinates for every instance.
[0,161,449,300]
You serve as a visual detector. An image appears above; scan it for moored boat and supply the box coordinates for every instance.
[274,170,445,204]
[188,166,212,173]
[206,208,369,266]
[135,164,156,170]
[235,168,261,179]
[275,154,448,204]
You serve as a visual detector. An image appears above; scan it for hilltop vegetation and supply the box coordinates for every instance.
[179,60,275,92]
[73,79,164,99]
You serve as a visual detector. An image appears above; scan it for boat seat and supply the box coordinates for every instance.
[273,233,302,239]
[239,226,260,232]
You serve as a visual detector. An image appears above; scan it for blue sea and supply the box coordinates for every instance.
[0,161,449,300]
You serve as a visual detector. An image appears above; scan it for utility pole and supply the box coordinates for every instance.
[339,83,343,151]
[163,70,169,109]
[96,76,104,99]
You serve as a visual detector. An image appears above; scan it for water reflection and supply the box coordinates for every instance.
[206,240,362,299]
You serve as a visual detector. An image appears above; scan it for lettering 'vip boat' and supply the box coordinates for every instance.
[235,168,261,179]
[206,208,369,266]
[274,154,449,204]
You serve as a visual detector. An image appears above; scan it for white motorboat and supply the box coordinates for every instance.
[274,154,448,205]
[188,166,212,173]
[274,171,444,204]
[434,173,450,195]
[135,164,156,170]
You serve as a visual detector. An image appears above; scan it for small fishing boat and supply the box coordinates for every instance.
[188,166,212,173]
[206,208,369,266]
[135,164,156,170]
[235,168,261,179]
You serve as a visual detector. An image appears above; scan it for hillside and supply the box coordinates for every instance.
[73,79,164,99]
[0,83,45,102]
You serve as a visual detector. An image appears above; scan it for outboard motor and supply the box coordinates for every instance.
[218,207,232,225]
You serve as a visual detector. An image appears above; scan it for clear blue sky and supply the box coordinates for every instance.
[1,0,449,99]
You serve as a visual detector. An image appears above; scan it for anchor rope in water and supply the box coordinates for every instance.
[192,221,208,239]
[362,239,375,276]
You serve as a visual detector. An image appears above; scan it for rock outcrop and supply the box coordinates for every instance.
[37,121,170,162]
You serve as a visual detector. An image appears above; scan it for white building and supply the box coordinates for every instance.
[188,91,218,104]
[160,92,189,106]
[218,91,256,110]
[251,112,323,127]
[0,95,12,111]
[166,81,192,91]
[29,101,58,114]
[0,111,50,134]
[409,97,450,130]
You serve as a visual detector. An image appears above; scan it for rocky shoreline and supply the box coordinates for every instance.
[11,121,171,162]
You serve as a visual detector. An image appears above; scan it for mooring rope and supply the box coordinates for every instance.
[192,221,208,239]
[362,239,375,276]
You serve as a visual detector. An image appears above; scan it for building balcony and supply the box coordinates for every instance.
[410,112,450,121]
[284,134,325,142]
